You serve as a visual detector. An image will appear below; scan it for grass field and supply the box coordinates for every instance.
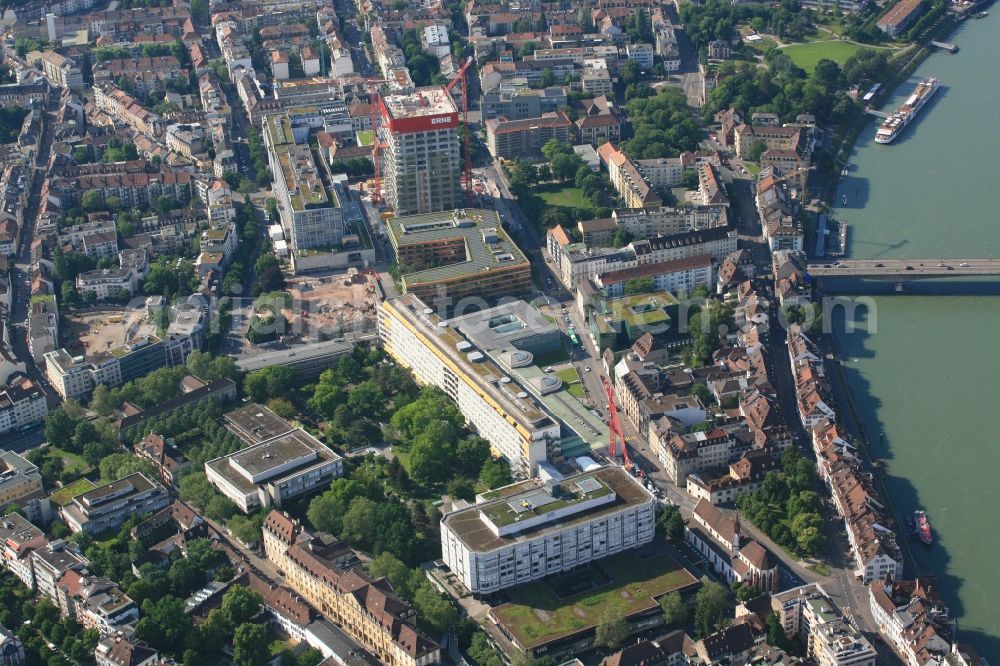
[491,551,698,649]
[536,185,594,212]
[782,40,864,72]
[49,447,93,477]
[49,478,97,507]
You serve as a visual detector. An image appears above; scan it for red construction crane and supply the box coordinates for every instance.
[367,79,387,207]
[444,56,475,207]
[601,375,636,474]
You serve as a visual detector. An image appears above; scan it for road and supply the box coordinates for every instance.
[8,87,60,407]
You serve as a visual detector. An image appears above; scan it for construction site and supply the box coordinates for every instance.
[281,269,380,341]
[64,308,157,356]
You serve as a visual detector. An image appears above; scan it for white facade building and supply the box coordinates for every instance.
[440,467,656,594]
[379,294,561,477]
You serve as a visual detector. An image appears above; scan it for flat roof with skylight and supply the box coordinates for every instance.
[442,466,653,553]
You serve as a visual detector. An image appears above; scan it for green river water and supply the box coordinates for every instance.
[830,11,1000,658]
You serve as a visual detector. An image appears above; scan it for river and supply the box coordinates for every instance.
[830,11,1000,659]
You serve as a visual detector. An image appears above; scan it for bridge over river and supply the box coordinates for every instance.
[806,258,1000,279]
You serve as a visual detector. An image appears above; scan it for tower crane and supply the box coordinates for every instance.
[601,375,642,477]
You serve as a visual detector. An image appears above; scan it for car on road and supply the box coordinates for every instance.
[960,262,970,267]
[905,265,914,270]
[874,263,884,267]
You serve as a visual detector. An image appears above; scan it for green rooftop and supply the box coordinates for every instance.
[388,209,529,286]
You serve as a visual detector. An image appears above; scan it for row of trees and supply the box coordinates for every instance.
[737,449,826,557]
[680,0,817,48]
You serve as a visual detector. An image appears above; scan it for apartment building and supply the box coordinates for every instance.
[55,571,139,636]
[651,425,753,485]
[0,375,48,434]
[45,170,191,211]
[597,143,662,209]
[133,433,190,488]
[0,512,47,588]
[773,584,877,666]
[877,0,925,36]
[733,124,802,160]
[481,87,567,122]
[485,111,573,160]
[92,56,185,96]
[595,254,713,299]
[441,466,655,595]
[549,225,738,290]
[262,512,440,666]
[385,208,531,304]
[205,428,343,513]
[697,163,729,206]
[30,540,89,607]
[27,297,58,363]
[94,84,166,138]
[379,293,561,477]
[263,110,345,252]
[39,51,83,89]
[60,473,170,534]
[870,577,956,666]
[612,205,730,240]
[378,87,462,215]
[685,450,780,504]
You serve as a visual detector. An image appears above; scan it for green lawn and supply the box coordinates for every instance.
[808,562,832,576]
[745,162,761,177]
[49,447,93,477]
[536,185,594,212]
[782,40,864,72]
[555,368,580,385]
[745,37,777,54]
[49,478,97,507]
[492,551,699,649]
[566,383,586,399]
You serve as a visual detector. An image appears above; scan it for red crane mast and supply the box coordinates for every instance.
[601,375,633,471]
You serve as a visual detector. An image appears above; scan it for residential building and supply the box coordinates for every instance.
[262,512,440,666]
[379,293,561,477]
[421,24,450,58]
[595,254,713,298]
[612,205,730,239]
[734,124,802,160]
[481,87,567,121]
[870,577,956,666]
[685,450,780,504]
[877,0,925,36]
[94,84,166,138]
[205,428,344,513]
[60,473,170,534]
[30,540,88,607]
[625,43,655,69]
[598,143,661,209]
[685,499,780,592]
[55,571,139,635]
[385,208,531,304]
[761,150,810,189]
[697,163,730,206]
[708,40,731,60]
[39,51,83,89]
[0,375,48,434]
[441,466,656,595]
[0,513,46,588]
[263,110,346,252]
[378,86,462,215]
[635,157,684,190]
[95,637,160,666]
[485,111,573,160]
[133,432,190,488]
[772,584,876,666]
[801,0,867,11]
[26,296,59,363]
[575,95,622,145]
[651,425,752,485]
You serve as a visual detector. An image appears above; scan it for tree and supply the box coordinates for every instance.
[368,552,413,596]
[82,190,104,212]
[456,437,490,476]
[694,579,729,637]
[232,623,269,666]
[307,478,368,534]
[657,504,684,543]
[621,59,641,85]
[550,153,584,182]
[446,476,475,501]
[540,67,555,87]
[690,383,714,406]
[480,458,512,489]
[745,139,768,163]
[340,497,378,547]
[681,170,700,190]
[185,351,237,382]
[222,585,263,626]
[89,384,116,416]
[594,609,629,649]
[243,366,299,402]
[44,407,77,449]
[624,277,655,295]
[412,580,459,635]
[295,648,324,666]
[136,596,192,654]
[660,591,688,626]
[409,431,453,486]
[734,583,761,602]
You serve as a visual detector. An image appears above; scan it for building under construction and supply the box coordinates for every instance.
[377,86,462,215]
